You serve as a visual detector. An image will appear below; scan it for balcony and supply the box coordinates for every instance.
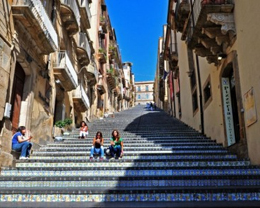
[78,0,91,31]
[82,64,98,86]
[12,0,58,54]
[100,15,108,33]
[107,69,116,90]
[97,48,107,63]
[53,51,78,91]
[97,77,106,95]
[60,0,80,36]
[72,85,90,112]
[175,0,190,33]
[184,0,235,65]
[76,32,91,66]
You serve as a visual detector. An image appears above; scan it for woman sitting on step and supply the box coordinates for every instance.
[78,121,88,139]
[90,131,104,161]
[12,126,33,160]
[109,129,124,160]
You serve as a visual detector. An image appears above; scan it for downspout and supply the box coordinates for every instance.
[189,0,204,134]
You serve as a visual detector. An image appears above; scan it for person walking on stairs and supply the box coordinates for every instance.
[12,126,33,160]
[109,129,124,160]
[90,131,104,161]
[78,121,88,139]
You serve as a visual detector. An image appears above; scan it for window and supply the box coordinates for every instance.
[203,76,212,108]
[146,94,149,99]
[137,95,141,100]
[145,85,149,91]
[137,86,141,92]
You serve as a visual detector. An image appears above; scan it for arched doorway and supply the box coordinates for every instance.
[11,63,25,133]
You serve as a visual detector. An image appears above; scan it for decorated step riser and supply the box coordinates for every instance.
[29,155,237,160]
[47,143,219,147]
[1,178,260,188]
[32,150,229,155]
[38,146,225,152]
[1,192,260,202]
[15,161,251,168]
[2,169,260,177]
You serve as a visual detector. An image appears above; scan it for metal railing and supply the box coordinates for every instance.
[60,0,80,27]
[80,85,90,109]
[13,0,58,50]
[53,51,78,88]
[79,32,91,60]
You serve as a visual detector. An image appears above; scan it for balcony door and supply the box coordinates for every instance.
[11,63,25,133]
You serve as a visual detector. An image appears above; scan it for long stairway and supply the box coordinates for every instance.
[1,105,260,207]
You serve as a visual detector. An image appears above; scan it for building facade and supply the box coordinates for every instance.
[135,81,154,105]
[0,0,134,167]
[155,0,260,164]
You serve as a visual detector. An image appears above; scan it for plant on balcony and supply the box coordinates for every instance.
[107,67,114,75]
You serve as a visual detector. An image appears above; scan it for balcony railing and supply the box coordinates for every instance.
[73,85,90,111]
[12,0,58,54]
[78,0,91,30]
[53,51,78,91]
[60,0,80,36]
[77,32,91,66]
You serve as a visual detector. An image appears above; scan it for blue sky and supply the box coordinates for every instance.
[105,0,168,82]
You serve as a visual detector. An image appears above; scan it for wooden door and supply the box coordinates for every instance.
[11,63,25,133]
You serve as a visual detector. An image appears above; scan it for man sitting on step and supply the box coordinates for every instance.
[90,131,104,161]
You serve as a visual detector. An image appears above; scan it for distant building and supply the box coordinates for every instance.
[135,81,154,105]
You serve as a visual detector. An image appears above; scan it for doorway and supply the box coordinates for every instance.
[11,63,25,133]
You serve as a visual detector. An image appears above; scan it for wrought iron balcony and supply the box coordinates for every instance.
[107,69,116,90]
[100,15,108,33]
[76,32,91,66]
[12,0,58,54]
[60,0,80,36]
[53,51,78,91]
[72,85,90,112]
[78,0,91,30]
[97,48,107,63]
[184,0,235,65]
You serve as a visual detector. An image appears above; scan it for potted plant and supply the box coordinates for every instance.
[55,118,73,135]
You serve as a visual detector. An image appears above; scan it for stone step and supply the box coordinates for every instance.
[2,167,260,177]
[14,160,251,168]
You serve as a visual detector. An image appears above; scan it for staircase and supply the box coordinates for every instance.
[1,105,260,207]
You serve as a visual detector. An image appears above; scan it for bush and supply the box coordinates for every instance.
[55,118,72,128]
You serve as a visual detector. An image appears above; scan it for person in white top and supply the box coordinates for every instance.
[78,121,88,139]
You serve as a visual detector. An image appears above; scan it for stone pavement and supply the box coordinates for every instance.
[1,105,260,207]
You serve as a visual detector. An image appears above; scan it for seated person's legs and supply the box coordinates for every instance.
[25,143,32,157]
[109,145,115,157]
[115,146,121,158]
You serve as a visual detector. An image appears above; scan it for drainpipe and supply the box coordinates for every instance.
[190,0,204,135]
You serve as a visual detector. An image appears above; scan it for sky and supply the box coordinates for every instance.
[105,0,168,82]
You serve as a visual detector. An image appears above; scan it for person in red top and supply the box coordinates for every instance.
[78,121,88,139]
